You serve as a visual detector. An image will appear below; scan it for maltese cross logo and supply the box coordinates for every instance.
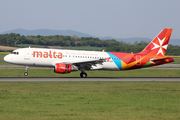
[151,37,168,56]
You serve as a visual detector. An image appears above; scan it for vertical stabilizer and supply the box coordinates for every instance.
[138,28,173,56]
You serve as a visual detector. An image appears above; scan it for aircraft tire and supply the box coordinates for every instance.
[80,72,87,78]
[24,72,28,76]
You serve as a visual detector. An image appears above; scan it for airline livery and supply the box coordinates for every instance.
[4,28,174,77]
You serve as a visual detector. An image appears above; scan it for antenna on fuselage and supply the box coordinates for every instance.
[29,46,31,48]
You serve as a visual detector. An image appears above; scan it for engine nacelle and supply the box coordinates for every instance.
[54,63,78,74]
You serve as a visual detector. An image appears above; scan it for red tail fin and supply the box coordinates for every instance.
[138,28,173,56]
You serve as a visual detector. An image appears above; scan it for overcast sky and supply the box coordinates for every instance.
[0,0,180,39]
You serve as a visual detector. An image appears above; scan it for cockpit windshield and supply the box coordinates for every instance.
[11,51,19,55]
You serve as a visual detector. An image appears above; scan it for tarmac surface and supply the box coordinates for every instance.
[0,77,180,82]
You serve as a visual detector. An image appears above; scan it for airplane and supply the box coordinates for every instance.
[4,28,174,78]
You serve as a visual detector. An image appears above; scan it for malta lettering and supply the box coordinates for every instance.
[33,51,63,59]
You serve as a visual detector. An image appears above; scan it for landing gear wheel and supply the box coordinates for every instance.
[24,66,29,76]
[80,72,87,78]
[24,72,28,76]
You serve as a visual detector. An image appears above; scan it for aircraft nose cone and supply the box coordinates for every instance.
[4,55,11,62]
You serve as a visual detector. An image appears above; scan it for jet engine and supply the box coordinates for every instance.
[54,63,78,74]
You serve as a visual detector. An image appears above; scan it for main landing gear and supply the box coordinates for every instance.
[24,66,29,76]
[80,71,87,78]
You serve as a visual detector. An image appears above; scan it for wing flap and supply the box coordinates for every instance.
[72,59,103,65]
[72,59,104,70]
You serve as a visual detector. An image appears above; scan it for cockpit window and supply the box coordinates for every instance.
[11,52,19,55]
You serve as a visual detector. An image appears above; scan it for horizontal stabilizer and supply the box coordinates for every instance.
[150,57,174,62]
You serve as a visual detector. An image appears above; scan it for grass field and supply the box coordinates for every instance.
[0,82,179,120]
[0,69,180,77]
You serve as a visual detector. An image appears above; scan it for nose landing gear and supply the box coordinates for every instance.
[24,66,29,76]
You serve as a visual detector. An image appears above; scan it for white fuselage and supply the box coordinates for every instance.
[4,48,120,70]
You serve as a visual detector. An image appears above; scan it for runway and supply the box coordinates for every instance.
[0,77,180,82]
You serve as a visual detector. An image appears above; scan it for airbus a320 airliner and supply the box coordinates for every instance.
[4,28,174,77]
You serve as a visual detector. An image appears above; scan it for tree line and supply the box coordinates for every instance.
[0,33,180,55]
[0,33,120,47]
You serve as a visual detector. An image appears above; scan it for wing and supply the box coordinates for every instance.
[72,59,104,70]
[52,59,105,70]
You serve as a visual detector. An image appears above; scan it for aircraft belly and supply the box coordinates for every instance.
[102,62,120,70]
